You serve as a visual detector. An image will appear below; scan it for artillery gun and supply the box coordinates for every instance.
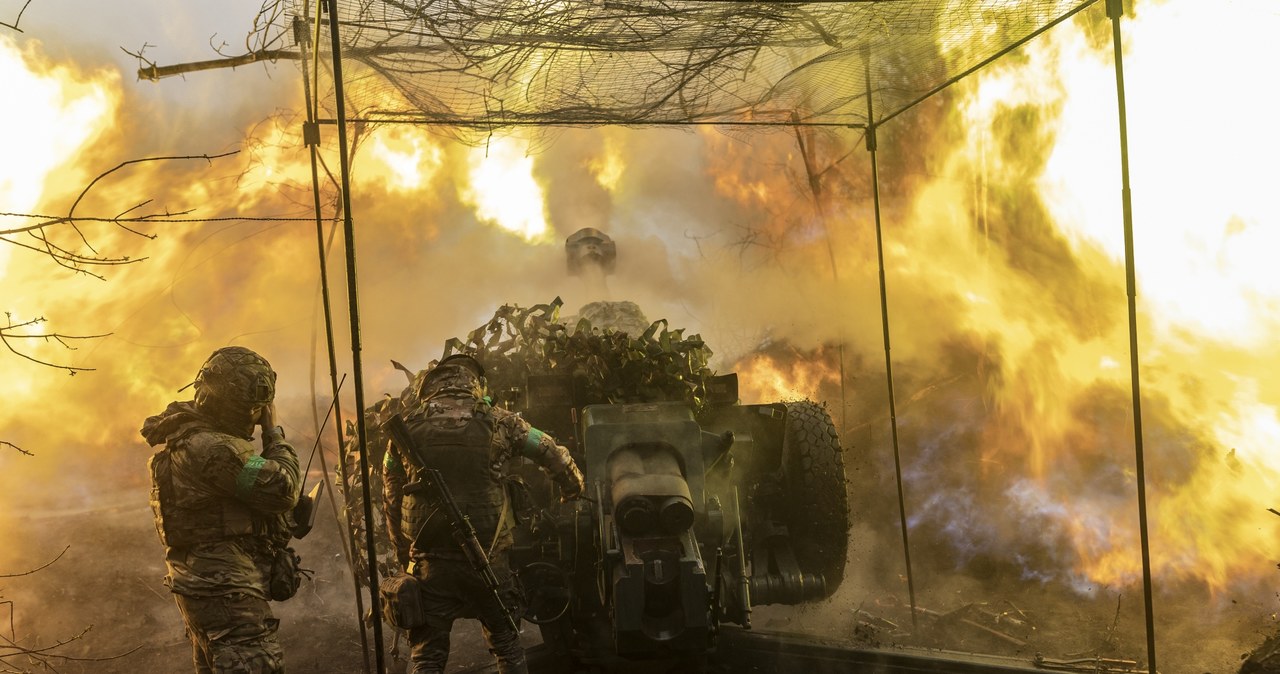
[505,371,849,667]
[341,228,850,667]
[342,297,850,667]
[490,229,849,665]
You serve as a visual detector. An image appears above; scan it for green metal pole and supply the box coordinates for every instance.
[322,0,387,670]
[296,8,373,673]
[865,50,918,631]
[1107,0,1157,671]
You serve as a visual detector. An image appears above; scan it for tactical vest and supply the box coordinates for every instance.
[400,394,505,554]
[149,430,257,548]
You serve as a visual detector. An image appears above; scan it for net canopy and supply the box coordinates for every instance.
[282,0,1097,133]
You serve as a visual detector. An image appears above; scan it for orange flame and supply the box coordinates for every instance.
[462,135,551,243]
[733,348,842,405]
[694,1,1280,601]
[1,1,1276,637]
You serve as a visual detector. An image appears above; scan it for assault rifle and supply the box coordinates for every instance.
[382,413,519,633]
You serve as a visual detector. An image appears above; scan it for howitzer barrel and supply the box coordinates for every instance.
[574,403,711,655]
[607,445,694,536]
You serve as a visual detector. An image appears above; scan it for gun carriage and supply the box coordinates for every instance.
[507,367,849,665]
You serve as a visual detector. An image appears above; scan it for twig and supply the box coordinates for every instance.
[67,152,237,221]
[0,0,31,32]
[0,624,91,655]
[22,643,143,662]
[1,600,13,642]
[0,152,238,280]
[0,442,32,457]
[1,314,105,373]
[1101,593,1122,649]
[0,546,69,578]
[135,578,166,602]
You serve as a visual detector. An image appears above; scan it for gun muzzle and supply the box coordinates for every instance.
[608,445,694,537]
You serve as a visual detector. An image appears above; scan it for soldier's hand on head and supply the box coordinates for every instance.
[257,402,278,430]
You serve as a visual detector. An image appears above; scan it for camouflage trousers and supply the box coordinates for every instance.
[406,556,526,674]
[174,592,283,674]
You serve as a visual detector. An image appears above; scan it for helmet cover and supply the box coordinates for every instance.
[192,346,276,434]
[418,353,485,399]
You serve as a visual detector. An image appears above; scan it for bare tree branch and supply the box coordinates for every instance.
[0,631,142,660]
[0,151,237,280]
[0,552,142,670]
[1,314,107,374]
[68,152,239,220]
[0,548,68,579]
[0,548,142,671]
[0,0,32,32]
[0,442,32,457]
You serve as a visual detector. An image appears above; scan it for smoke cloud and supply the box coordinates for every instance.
[2,1,1279,671]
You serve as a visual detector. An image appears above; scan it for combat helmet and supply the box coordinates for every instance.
[418,353,485,400]
[193,346,277,436]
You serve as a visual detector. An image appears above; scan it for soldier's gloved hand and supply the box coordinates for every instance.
[257,401,278,431]
[555,464,586,503]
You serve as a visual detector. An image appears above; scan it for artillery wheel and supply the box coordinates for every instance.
[520,562,572,625]
[781,400,849,595]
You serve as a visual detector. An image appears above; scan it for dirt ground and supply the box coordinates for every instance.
[0,488,516,674]
[2,481,1278,673]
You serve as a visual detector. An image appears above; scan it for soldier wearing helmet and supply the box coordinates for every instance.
[141,346,301,674]
[382,353,585,674]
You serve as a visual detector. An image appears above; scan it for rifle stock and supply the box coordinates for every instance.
[382,413,520,632]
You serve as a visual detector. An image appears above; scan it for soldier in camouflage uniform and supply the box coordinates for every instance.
[383,353,585,674]
[142,346,301,674]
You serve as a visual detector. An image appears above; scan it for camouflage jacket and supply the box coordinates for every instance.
[143,401,300,599]
[382,401,579,564]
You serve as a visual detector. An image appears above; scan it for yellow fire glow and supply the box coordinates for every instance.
[734,351,841,405]
[1039,2,1280,345]
[462,136,550,243]
[703,0,1280,599]
[587,135,625,192]
[1,0,1275,617]
[0,36,116,275]
[943,0,1280,591]
[366,127,443,192]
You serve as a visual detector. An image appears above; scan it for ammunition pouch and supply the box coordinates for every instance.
[379,572,428,629]
[505,476,533,526]
[268,546,304,601]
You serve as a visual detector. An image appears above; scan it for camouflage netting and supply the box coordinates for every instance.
[443,297,715,410]
[230,0,1098,139]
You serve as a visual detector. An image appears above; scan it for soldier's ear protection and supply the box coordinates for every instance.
[247,372,275,404]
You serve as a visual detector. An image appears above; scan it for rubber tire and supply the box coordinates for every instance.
[781,400,849,596]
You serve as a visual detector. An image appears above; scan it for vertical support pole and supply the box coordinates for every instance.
[864,50,918,630]
[296,8,372,674]
[1107,0,1157,671]
[732,486,752,629]
[791,111,847,430]
[323,0,387,671]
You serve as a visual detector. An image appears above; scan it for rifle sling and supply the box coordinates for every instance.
[488,486,509,559]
